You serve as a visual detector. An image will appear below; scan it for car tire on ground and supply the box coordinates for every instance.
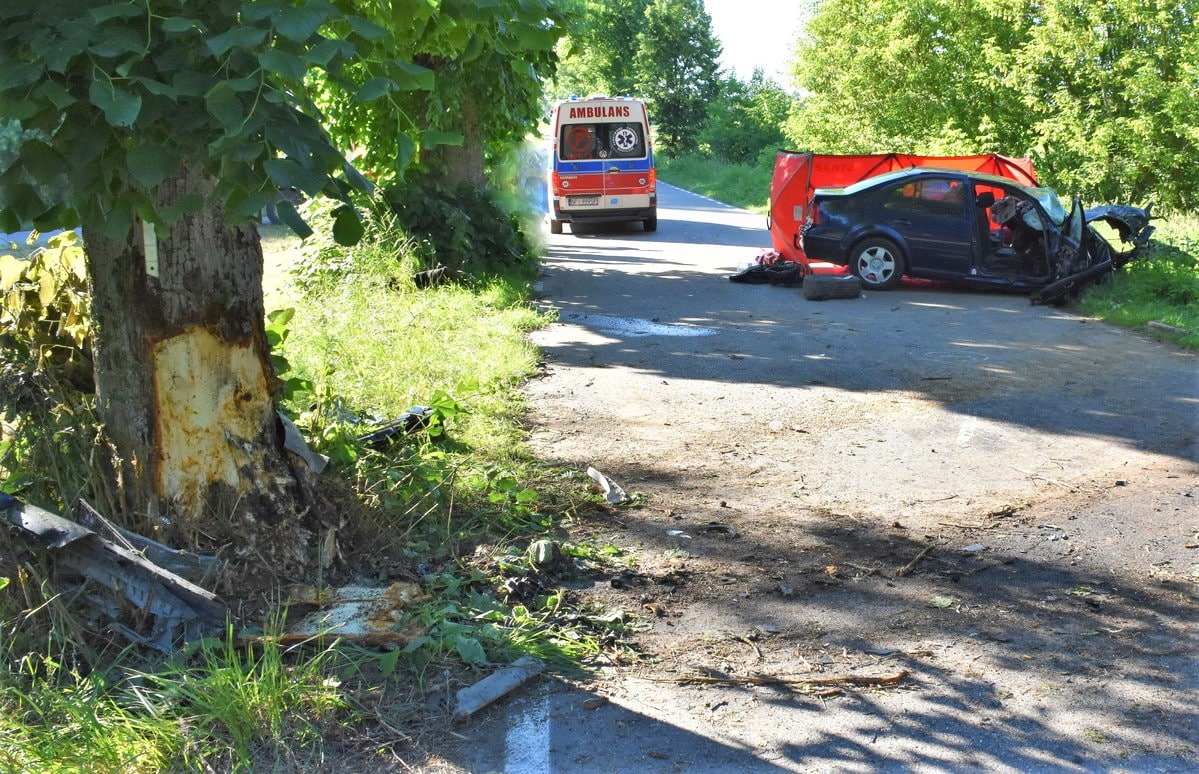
[643,214,657,232]
[550,219,563,235]
[849,237,904,290]
[802,273,861,300]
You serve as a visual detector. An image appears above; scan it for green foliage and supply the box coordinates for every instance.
[1079,215,1199,347]
[130,627,351,767]
[0,0,410,240]
[550,0,651,100]
[383,176,539,274]
[698,71,790,165]
[788,0,1198,210]
[632,0,723,156]
[1,231,99,505]
[287,195,419,296]
[314,0,565,184]
[657,154,772,214]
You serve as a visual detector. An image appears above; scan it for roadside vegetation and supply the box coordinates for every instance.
[2,199,644,769]
[2,0,1196,769]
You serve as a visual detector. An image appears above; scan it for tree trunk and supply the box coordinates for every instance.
[423,88,487,187]
[82,164,326,590]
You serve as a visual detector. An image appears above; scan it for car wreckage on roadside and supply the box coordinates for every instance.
[798,167,1155,304]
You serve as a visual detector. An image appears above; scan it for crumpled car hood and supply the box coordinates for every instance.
[1085,204,1156,260]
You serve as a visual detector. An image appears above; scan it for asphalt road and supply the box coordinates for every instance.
[436,184,1198,773]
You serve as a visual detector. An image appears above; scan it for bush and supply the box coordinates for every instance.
[382,176,538,276]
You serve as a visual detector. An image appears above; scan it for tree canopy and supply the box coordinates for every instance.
[788,0,1198,210]
[633,0,723,156]
[550,0,722,157]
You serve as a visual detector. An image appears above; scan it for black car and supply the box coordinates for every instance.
[798,167,1154,303]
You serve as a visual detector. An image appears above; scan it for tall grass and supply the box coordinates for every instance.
[657,154,773,213]
[1079,214,1199,348]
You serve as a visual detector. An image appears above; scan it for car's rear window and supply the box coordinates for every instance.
[559,122,646,161]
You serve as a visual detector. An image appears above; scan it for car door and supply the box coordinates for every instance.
[878,176,974,275]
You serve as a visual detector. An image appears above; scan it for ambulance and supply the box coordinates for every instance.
[547,95,657,234]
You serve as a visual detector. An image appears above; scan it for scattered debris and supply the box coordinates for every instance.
[1,495,226,652]
[279,582,429,647]
[1147,320,1189,335]
[527,538,562,569]
[356,406,434,449]
[727,250,806,286]
[671,669,910,698]
[279,411,329,473]
[453,655,544,721]
[587,466,629,504]
[895,543,935,577]
[699,522,738,538]
[413,264,465,289]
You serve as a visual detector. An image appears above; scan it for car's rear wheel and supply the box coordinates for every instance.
[643,214,657,232]
[850,237,904,290]
[549,219,563,235]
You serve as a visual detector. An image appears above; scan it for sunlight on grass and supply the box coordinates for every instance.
[658,154,773,213]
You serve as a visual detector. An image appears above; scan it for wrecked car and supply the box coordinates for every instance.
[798,167,1154,303]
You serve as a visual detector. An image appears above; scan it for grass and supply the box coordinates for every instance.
[659,153,1199,349]
[658,153,774,214]
[2,209,642,769]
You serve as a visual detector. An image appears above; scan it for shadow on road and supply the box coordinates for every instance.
[535,232,1197,465]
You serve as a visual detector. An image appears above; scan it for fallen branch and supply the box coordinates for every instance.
[895,544,934,577]
[673,670,909,693]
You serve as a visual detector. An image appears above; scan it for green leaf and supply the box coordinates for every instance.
[396,133,416,171]
[88,28,145,58]
[161,17,199,34]
[346,16,388,42]
[259,50,309,83]
[126,145,177,189]
[273,199,312,239]
[88,81,142,127]
[268,307,295,325]
[159,193,205,224]
[331,205,364,246]
[306,38,350,67]
[204,82,243,131]
[394,60,436,91]
[19,140,67,183]
[421,130,464,148]
[263,158,325,196]
[33,81,75,110]
[130,76,178,98]
[206,26,268,57]
[454,636,488,665]
[0,62,44,91]
[273,4,332,42]
[102,199,134,241]
[89,4,143,23]
[341,162,375,195]
[356,77,395,102]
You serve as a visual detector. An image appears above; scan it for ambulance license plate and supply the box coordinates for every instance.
[568,196,599,206]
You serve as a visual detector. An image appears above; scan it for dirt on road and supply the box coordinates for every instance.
[507,188,1198,772]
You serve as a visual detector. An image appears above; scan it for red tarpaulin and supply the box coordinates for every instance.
[769,151,1038,268]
